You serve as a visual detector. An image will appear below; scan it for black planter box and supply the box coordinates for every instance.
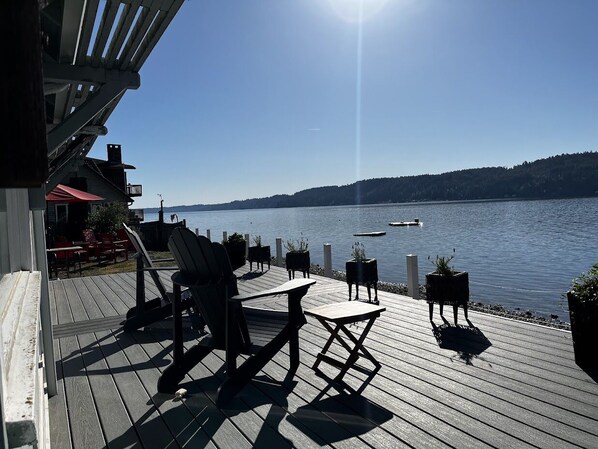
[222,241,246,270]
[247,245,271,271]
[425,271,469,324]
[346,258,378,303]
[286,251,310,280]
[567,291,598,369]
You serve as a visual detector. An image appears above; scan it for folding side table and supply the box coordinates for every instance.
[305,301,385,391]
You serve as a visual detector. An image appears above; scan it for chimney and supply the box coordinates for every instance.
[107,144,122,164]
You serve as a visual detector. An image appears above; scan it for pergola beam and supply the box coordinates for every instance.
[46,77,136,156]
[43,62,140,87]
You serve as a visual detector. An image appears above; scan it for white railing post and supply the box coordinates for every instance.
[406,254,420,299]
[206,229,211,241]
[324,243,332,278]
[276,238,283,267]
[245,234,250,257]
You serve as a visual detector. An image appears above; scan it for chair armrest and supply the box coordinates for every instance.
[142,266,178,272]
[151,258,175,263]
[231,278,315,302]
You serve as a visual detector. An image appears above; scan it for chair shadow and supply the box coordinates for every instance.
[58,315,201,377]
[238,271,266,281]
[287,385,393,444]
[106,373,296,448]
[431,319,492,365]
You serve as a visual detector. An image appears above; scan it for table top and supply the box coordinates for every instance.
[305,301,385,323]
[47,246,83,253]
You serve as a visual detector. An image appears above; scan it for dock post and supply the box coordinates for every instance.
[195,228,199,236]
[406,254,420,299]
[324,243,333,278]
[206,229,211,241]
[245,234,250,257]
[276,238,283,267]
[223,231,227,243]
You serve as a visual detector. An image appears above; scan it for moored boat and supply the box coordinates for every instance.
[353,231,386,237]
[389,218,422,227]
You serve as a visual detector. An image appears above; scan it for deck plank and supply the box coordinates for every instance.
[48,281,73,449]
[49,266,598,449]
[56,280,107,449]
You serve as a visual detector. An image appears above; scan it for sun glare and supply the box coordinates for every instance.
[327,0,390,23]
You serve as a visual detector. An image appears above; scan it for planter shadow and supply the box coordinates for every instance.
[431,322,492,366]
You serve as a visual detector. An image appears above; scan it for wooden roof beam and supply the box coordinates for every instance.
[43,62,140,87]
[46,76,135,157]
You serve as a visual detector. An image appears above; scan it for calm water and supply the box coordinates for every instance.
[145,197,598,319]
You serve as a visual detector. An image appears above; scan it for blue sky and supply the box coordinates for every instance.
[91,0,598,209]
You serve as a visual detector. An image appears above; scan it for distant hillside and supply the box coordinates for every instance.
[146,152,598,213]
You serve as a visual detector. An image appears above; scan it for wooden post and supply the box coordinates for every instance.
[407,254,419,299]
[195,228,199,236]
[324,244,332,278]
[206,229,211,241]
[276,238,282,267]
[223,231,227,243]
[30,188,57,397]
[244,234,250,257]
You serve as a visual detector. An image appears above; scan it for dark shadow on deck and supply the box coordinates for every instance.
[288,387,393,444]
[432,321,492,365]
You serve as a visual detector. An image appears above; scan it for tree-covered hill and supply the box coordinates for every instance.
[147,152,598,213]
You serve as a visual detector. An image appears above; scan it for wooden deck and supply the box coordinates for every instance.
[48,265,598,448]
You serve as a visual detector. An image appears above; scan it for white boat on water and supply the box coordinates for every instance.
[389,218,422,227]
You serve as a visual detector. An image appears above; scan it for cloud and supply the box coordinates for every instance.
[308,128,321,131]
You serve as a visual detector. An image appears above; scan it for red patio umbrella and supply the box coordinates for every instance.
[46,184,104,203]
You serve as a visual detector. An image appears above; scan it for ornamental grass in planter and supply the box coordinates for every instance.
[222,232,246,270]
[426,255,469,325]
[247,235,271,271]
[567,263,598,369]
[285,236,310,280]
[345,242,379,303]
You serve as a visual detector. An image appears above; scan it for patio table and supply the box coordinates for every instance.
[305,301,385,392]
[47,246,84,277]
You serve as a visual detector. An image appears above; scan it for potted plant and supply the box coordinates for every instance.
[285,236,310,280]
[345,242,378,303]
[567,262,598,369]
[247,235,271,271]
[425,255,469,325]
[222,232,246,270]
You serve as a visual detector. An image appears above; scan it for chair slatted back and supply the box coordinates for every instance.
[81,229,97,245]
[169,228,247,349]
[122,223,168,301]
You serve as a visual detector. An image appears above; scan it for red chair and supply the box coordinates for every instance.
[116,228,135,252]
[81,229,100,260]
[98,233,128,263]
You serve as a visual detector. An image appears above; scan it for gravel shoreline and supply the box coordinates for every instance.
[307,264,571,330]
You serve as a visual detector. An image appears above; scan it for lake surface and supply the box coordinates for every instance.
[144,197,598,320]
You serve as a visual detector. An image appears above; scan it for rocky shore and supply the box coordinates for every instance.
[308,264,570,330]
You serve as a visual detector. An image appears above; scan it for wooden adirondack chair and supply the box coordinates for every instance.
[122,223,195,331]
[158,227,315,406]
